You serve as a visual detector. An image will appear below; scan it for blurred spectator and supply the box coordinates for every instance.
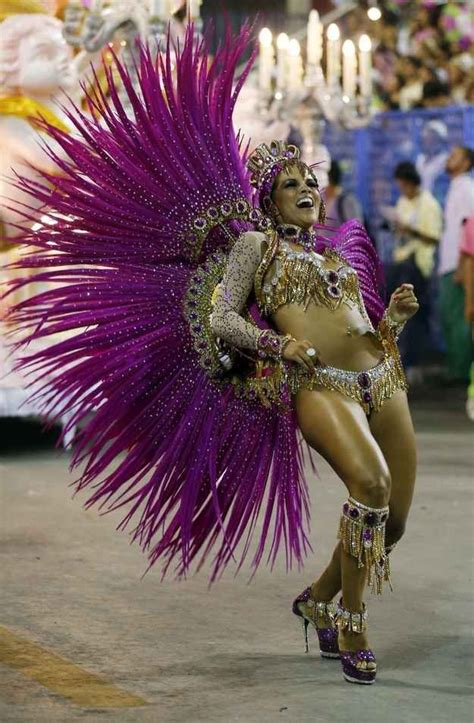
[377,74,402,111]
[457,217,474,419]
[386,161,442,378]
[323,160,363,227]
[419,79,451,108]
[446,54,473,103]
[419,66,438,85]
[438,146,474,382]
[368,1,474,112]
[415,120,449,195]
[409,4,444,59]
[373,10,400,92]
[398,56,424,110]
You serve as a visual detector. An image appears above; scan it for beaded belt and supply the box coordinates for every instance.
[288,354,407,414]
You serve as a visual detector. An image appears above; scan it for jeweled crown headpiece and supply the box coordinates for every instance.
[247,140,301,191]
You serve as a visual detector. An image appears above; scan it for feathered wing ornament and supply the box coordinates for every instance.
[322,219,385,327]
[3,25,312,581]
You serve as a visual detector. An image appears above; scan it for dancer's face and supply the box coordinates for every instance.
[272,166,321,229]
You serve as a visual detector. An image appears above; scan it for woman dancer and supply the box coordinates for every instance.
[211,142,418,684]
[4,26,417,685]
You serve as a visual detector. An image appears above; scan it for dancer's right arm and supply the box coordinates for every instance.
[210,231,276,352]
[210,231,316,369]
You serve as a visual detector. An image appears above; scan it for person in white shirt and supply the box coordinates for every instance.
[439,145,474,382]
[386,161,442,377]
[415,120,449,197]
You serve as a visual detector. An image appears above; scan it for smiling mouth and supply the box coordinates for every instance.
[296,196,314,209]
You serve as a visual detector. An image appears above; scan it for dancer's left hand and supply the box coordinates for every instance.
[388,283,419,323]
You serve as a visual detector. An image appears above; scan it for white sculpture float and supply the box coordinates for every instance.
[0,3,82,445]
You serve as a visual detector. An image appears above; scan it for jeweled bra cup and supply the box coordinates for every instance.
[255,235,371,324]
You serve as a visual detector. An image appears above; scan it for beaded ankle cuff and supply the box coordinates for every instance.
[335,601,368,634]
[338,497,392,595]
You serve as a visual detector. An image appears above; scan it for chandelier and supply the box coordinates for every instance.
[258,10,375,130]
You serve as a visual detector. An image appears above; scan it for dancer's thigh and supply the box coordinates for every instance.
[368,390,417,532]
[294,388,390,494]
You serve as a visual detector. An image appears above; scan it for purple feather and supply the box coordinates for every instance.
[3,25,311,581]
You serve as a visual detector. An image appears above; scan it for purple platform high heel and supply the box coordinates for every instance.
[292,587,340,659]
[336,601,376,685]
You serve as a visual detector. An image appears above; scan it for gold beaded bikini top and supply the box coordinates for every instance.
[254,230,366,318]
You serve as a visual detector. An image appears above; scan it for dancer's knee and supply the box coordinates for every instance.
[349,467,391,508]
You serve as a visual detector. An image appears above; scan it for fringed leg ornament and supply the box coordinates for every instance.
[338,497,391,594]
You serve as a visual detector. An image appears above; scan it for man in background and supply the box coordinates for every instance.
[323,160,363,228]
[439,146,474,383]
[387,161,442,381]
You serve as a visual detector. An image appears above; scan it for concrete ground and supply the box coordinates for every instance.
[0,391,473,723]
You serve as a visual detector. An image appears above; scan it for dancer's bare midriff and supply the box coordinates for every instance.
[272,302,384,372]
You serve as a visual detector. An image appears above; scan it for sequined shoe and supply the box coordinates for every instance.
[335,601,376,685]
[292,587,340,659]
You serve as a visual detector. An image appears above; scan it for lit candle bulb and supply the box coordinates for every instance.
[258,27,274,93]
[286,38,303,92]
[276,33,289,91]
[326,23,341,87]
[187,0,201,20]
[307,9,323,66]
[342,39,356,99]
[358,34,373,97]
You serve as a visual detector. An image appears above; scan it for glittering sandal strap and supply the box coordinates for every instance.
[335,601,368,633]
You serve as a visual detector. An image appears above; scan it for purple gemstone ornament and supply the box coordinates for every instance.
[194,217,206,229]
[328,286,341,298]
[236,200,247,214]
[362,528,372,540]
[327,270,339,284]
[207,206,218,219]
[343,502,350,514]
[220,202,232,216]
[363,391,373,404]
[357,372,371,389]
[349,507,360,519]
[365,512,377,526]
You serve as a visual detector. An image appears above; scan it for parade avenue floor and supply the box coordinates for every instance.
[1,391,473,723]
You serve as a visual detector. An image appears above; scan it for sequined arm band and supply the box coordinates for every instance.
[378,309,406,341]
[256,330,295,360]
